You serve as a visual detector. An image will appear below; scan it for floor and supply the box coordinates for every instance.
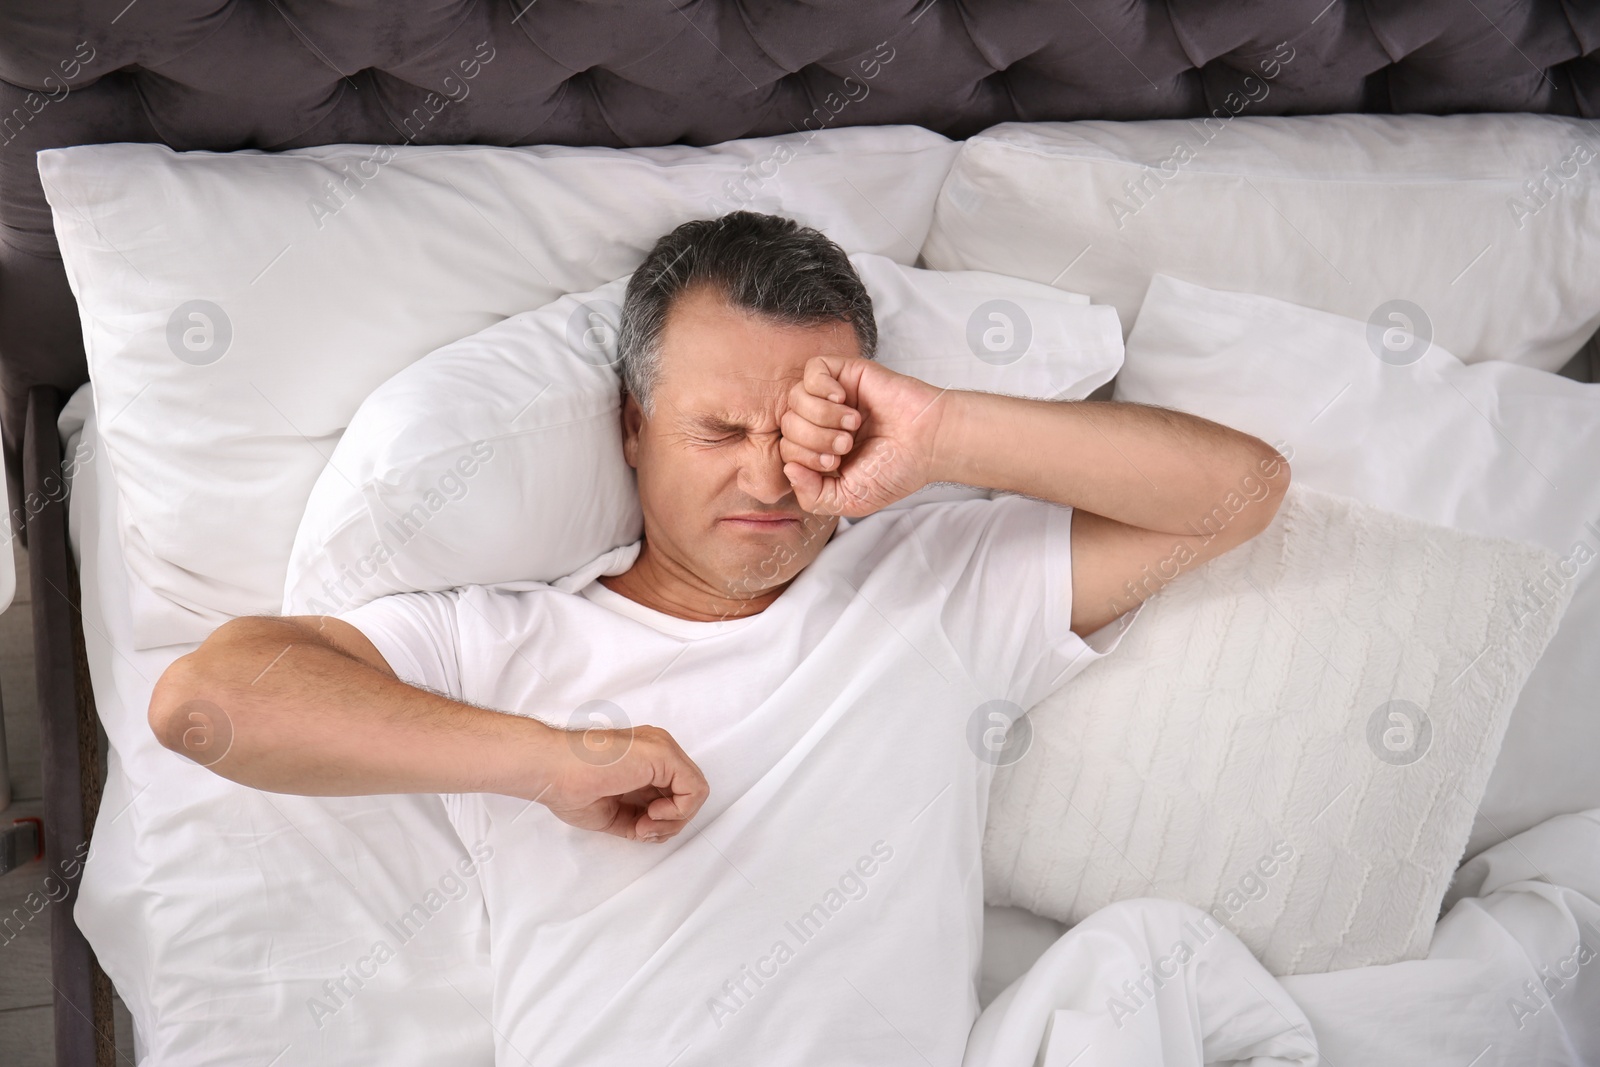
[0,539,136,1065]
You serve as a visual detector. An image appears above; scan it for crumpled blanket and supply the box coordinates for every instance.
[966,810,1600,1067]
[965,898,1317,1067]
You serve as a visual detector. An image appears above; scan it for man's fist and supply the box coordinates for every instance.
[778,355,948,517]
[534,723,710,842]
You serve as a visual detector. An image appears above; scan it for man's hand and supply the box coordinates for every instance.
[537,724,710,843]
[777,354,947,517]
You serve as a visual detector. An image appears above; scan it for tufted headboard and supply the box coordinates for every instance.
[1,0,1598,503]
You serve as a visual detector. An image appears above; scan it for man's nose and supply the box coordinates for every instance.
[741,432,795,505]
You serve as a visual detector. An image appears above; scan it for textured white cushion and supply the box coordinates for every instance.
[985,484,1571,976]
[1114,274,1600,859]
[37,128,960,648]
[921,114,1600,371]
[281,253,1121,615]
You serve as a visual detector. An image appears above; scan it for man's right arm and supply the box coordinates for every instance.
[147,615,709,842]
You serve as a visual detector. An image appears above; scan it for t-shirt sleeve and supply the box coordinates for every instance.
[910,493,1140,711]
[335,590,465,702]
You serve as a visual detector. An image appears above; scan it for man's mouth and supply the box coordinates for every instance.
[721,514,802,530]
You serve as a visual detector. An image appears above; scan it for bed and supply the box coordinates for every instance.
[2,3,1599,1065]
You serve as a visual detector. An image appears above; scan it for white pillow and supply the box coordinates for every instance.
[985,484,1571,976]
[37,128,960,649]
[921,115,1600,371]
[1114,274,1600,858]
[282,253,1121,615]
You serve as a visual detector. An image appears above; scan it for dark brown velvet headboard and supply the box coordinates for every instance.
[2,0,1598,504]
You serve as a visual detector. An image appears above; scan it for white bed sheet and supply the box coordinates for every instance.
[62,387,496,1067]
[61,384,1600,1065]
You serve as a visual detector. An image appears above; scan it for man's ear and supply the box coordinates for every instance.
[620,392,643,469]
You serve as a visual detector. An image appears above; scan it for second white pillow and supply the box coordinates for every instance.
[922,114,1600,371]
[283,255,1119,615]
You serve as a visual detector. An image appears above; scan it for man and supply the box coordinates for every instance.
[149,211,1289,1064]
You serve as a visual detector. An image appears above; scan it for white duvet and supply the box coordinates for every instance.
[971,810,1600,1067]
[967,897,1318,1066]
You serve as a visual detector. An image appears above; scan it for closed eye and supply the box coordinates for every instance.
[680,415,779,446]
[687,427,778,445]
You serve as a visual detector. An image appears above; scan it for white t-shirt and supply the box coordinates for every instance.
[340,494,1136,1067]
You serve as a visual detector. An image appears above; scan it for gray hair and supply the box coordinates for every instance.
[616,211,877,417]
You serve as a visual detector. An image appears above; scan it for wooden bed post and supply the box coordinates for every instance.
[24,385,114,1067]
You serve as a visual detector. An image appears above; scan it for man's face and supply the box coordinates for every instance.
[619,284,863,607]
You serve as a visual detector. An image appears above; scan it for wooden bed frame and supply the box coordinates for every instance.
[1,3,1596,1063]
[25,384,110,1064]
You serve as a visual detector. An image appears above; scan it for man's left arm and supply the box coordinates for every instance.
[927,392,1291,635]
